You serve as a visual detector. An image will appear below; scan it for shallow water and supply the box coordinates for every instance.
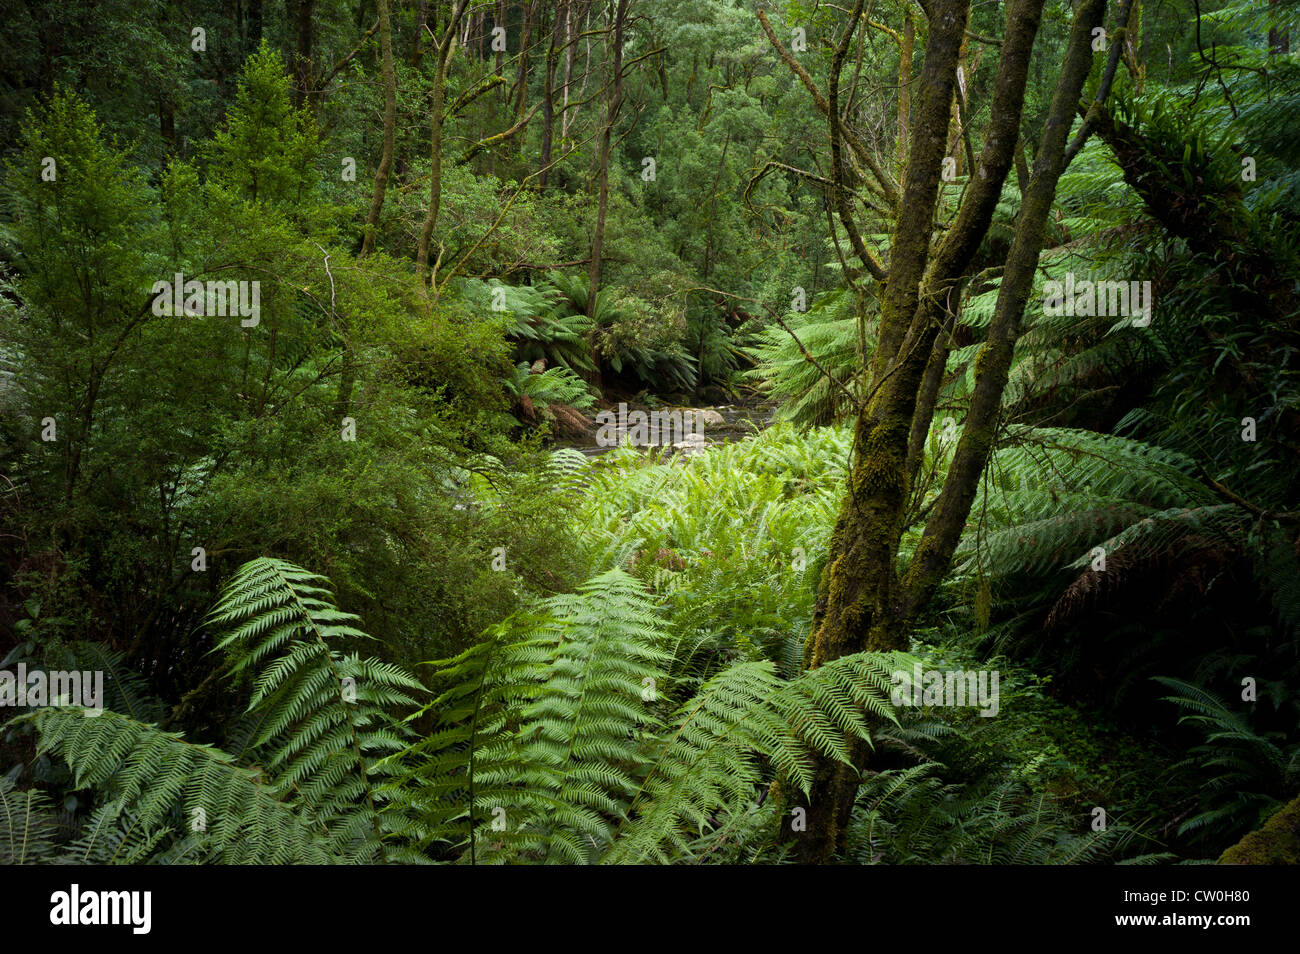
[557,401,778,457]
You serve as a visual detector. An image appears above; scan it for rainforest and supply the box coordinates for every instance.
[0,0,1297,879]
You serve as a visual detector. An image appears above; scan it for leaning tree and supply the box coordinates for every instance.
[761,0,1134,862]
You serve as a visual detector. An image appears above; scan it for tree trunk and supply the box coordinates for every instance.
[587,0,630,320]
[1269,0,1290,53]
[561,4,576,140]
[495,0,507,100]
[411,0,428,67]
[361,0,397,257]
[287,0,316,107]
[896,5,914,178]
[248,0,264,49]
[901,0,1107,624]
[782,0,972,864]
[515,0,534,120]
[540,2,566,187]
[416,0,470,297]
[702,135,731,280]
[778,0,1108,864]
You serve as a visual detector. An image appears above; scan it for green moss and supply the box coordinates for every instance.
[1219,793,1300,865]
[852,417,910,497]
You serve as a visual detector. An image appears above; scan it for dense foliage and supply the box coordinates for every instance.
[1,0,1296,864]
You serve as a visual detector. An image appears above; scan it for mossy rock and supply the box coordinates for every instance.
[1219,792,1300,864]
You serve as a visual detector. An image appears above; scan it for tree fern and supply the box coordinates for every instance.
[56,799,202,865]
[60,642,164,725]
[606,652,898,864]
[745,288,863,426]
[513,571,669,862]
[209,557,426,862]
[389,567,901,864]
[1154,676,1299,844]
[846,713,1145,865]
[15,707,337,863]
[387,570,667,863]
[13,557,427,864]
[505,360,596,412]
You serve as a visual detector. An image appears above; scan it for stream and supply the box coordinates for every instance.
[558,400,779,457]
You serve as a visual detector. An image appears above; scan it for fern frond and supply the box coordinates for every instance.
[208,557,425,862]
[0,778,61,864]
[606,652,898,863]
[15,707,337,863]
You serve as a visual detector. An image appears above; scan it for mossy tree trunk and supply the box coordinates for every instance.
[766,0,1110,863]
[901,0,1108,622]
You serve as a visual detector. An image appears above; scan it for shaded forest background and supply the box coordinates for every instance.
[0,0,1297,864]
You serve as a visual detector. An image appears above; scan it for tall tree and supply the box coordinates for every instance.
[539,1,568,187]
[587,0,631,319]
[415,0,471,296]
[361,0,397,258]
[287,0,317,107]
[764,0,1117,862]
